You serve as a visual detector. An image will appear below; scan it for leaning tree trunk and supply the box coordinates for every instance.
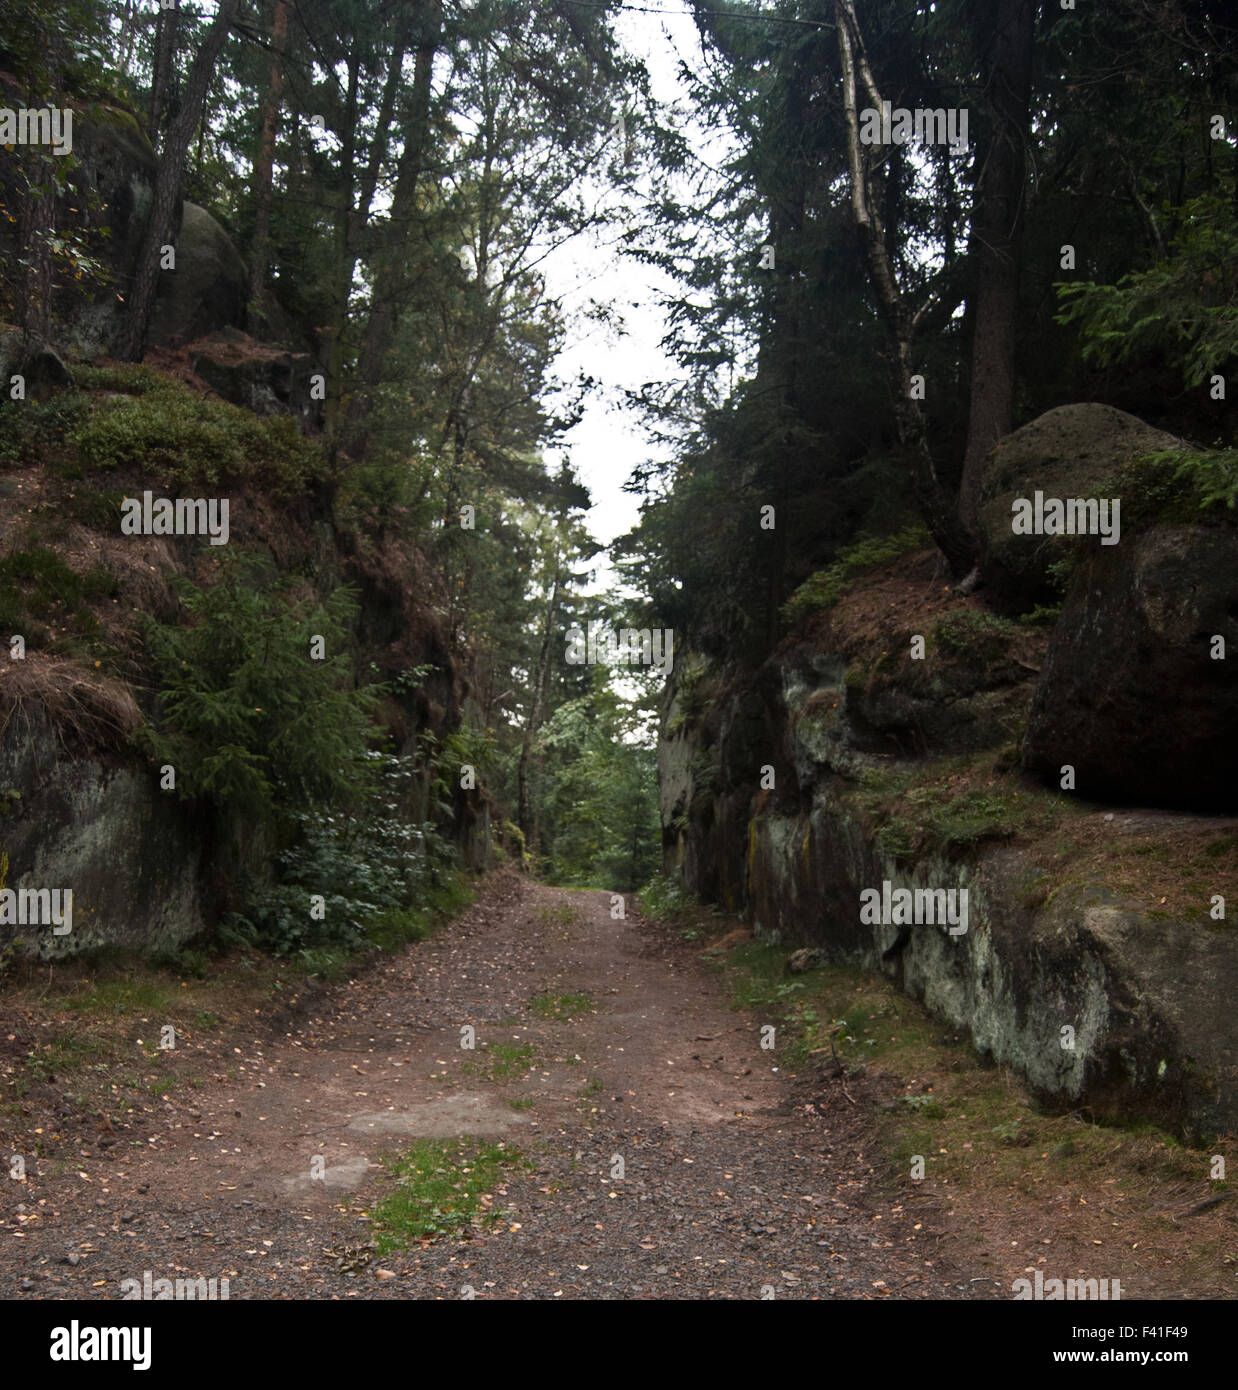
[17,157,56,343]
[958,0,1035,532]
[118,0,239,362]
[835,0,976,577]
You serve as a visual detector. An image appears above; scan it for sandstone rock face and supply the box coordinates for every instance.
[660,528,1238,1136]
[977,403,1184,613]
[0,709,210,958]
[1024,525,1238,810]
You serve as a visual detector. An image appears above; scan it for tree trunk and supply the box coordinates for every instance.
[344,4,441,462]
[17,160,55,342]
[247,0,289,336]
[517,566,562,850]
[148,0,180,149]
[321,53,362,444]
[958,0,1035,532]
[119,0,240,362]
[835,0,976,576]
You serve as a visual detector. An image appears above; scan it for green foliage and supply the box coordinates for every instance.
[426,724,496,816]
[665,653,712,736]
[71,369,324,495]
[221,755,460,959]
[0,545,115,646]
[1140,448,1238,516]
[0,392,88,468]
[1017,604,1061,628]
[1055,195,1238,388]
[637,870,692,926]
[534,691,660,891]
[933,610,1017,655]
[139,558,380,821]
[931,610,1020,674]
[783,527,932,625]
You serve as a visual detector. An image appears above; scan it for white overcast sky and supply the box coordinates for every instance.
[541,5,716,593]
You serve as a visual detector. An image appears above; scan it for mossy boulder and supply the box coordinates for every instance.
[146,202,248,348]
[977,404,1185,613]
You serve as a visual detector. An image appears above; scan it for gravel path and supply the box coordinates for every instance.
[4,875,974,1300]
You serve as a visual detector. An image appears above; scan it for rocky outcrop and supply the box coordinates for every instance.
[0,325,71,399]
[664,634,1238,1139]
[0,706,211,958]
[977,403,1183,613]
[2,100,253,357]
[662,433,1238,1137]
[190,328,320,427]
[1024,525,1238,810]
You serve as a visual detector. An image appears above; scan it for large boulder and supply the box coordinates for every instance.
[4,101,249,356]
[977,403,1184,613]
[146,202,247,347]
[1024,525,1238,810]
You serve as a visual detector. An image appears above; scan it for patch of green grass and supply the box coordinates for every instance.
[151,946,211,979]
[65,979,172,1016]
[0,546,116,652]
[507,1097,534,1111]
[365,907,437,952]
[726,941,807,1011]
[528,990,592,1022]
[852,756,1077,863]
[24,1030,111,1082]
[535,902,579,929]
[371,1138,526,1252]
[464,1042,538,1084]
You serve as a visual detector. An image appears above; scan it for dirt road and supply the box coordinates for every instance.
[3,875,968,1299]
